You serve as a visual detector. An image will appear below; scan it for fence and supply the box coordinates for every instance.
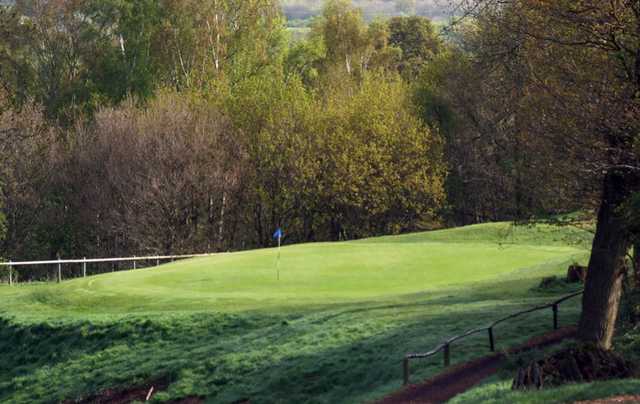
[402,290,584,385]
[0,253,214,285]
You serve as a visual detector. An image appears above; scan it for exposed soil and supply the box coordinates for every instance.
[63,378,171,404]
[377,326,578,404]
[63,376,204,404]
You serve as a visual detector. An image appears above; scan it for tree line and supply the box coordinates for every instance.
[1,0,639,349]
[443,0,640,350]
[0,0,447,273]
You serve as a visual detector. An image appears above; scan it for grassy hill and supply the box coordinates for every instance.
[0,222,593,403]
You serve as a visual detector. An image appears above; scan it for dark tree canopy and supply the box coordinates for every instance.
[449,0,640,348]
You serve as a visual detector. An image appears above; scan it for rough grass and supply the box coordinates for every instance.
[449,319,640,403]
[449,377,640,403]
[0,222,591,403]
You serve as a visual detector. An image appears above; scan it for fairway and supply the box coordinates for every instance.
[0,223,591,403]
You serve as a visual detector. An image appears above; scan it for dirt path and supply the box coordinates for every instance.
[377,327,578,404]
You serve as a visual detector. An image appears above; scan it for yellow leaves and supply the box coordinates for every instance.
[225,59,445,237]
[314,70,446,218]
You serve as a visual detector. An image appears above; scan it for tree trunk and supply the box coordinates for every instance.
[218,192,226,251]
[330,217,342,241]
[578,169,637,349]
[634,239,640,289]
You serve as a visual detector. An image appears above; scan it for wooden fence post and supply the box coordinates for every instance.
[443,344,450,367]
[488,327,495,352]
[57,258,62,283]
[83,257,87,278]
[8,260,12,286]
[403,357,410,386]
[156,258,160,267]
[133,256,136,270]
[552,304,559,330]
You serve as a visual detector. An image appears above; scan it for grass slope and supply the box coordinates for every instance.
[449,310,640,404]
[0,223,591,403]
[449,379,640,404]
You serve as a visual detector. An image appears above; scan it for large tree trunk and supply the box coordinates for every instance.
[578,169,637,349]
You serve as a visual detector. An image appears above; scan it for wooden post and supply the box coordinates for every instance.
[57,258,62,283]
[488,327,495,352]
[156,258,160,267]
[443,344,450,367]
[8,260,13,286]
[552,304,559,330]
[403,357,410,386]
[133,256,136,270]
[83,257,87,278]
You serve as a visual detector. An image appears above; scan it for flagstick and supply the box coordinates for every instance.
[277,235,281,281]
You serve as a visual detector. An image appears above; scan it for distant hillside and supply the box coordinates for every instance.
[0,1,450,22]
[283,0,451,22]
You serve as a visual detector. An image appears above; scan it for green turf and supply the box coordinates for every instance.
[449,377,640,403]
[449,320,640,404]
[0,222,591,403]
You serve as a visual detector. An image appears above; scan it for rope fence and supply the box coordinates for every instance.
[403,290,584,385]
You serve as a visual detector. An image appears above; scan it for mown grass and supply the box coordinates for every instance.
[0,222,591,403]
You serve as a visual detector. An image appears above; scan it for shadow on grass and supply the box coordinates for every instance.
[192,304,580,403]
[0,275,583,404]
[0,249,587,403]
[291,270,583,326]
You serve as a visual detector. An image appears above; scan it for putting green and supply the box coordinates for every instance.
[0,222,587,317]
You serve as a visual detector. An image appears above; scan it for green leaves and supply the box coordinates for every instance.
[0,1,448,258]
[388,16,441,79]
[0,0,286,123]
[228,66,446,242]
[318,71,445,236]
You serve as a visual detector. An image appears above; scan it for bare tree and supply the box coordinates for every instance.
[72,92,244,257]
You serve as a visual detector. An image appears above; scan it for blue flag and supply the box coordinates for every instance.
[273,228,283,240]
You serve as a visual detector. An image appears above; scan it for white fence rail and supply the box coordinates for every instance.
[0,253,214,285]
